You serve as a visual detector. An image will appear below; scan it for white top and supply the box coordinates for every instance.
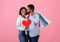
[16,15,26,31]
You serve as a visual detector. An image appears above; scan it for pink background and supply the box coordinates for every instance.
[0,0,60,42]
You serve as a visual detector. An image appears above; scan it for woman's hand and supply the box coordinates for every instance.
[18,30,20,32]
[25,26,28,29]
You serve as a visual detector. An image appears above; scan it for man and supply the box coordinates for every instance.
[26,4,51,42]
[26,4,40,42]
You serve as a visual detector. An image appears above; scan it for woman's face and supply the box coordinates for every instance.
[27,7,31,14]
[21,9,26,16]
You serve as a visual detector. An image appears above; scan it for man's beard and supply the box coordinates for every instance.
[26,12,30,14]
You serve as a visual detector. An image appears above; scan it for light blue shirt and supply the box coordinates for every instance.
[28,12,51,37]
[29,13,40,37]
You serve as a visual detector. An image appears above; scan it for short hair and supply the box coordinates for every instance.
[19,7,27,15]
[27,4,35,11]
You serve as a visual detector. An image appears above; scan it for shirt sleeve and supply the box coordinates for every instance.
[32,14,39,24]
[16,17,25,31]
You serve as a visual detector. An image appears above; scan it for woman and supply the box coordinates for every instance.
[16,7,28,42]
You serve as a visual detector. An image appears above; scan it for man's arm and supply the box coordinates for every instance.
[32,14,40,24]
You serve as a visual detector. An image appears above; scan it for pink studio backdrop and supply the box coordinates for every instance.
[0,0,60,42]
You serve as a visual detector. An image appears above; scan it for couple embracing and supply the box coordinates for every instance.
[16,4,50,42]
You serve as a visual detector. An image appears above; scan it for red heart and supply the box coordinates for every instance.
[22,19,31,27]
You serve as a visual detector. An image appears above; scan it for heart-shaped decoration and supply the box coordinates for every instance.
[22,19,31,27]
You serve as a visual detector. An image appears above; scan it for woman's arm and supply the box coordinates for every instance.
[16,17,25,31]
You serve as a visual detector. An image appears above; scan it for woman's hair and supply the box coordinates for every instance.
[19,7,27,15]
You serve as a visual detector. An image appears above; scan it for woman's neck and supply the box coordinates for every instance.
[21,15,25,18]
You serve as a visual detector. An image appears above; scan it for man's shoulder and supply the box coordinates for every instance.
[34,11,43,15]
[34,12,40,17]
[34,12,43,17]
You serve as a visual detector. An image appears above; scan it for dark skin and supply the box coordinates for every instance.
[27,7,34,16]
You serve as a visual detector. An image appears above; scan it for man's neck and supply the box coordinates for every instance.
[30,12,34,16]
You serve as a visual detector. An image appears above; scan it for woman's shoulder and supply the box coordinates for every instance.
[17,15,26,20]
[17,15,21,20]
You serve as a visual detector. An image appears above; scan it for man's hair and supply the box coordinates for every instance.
[19,7,27,15]
[27,4,35,11]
